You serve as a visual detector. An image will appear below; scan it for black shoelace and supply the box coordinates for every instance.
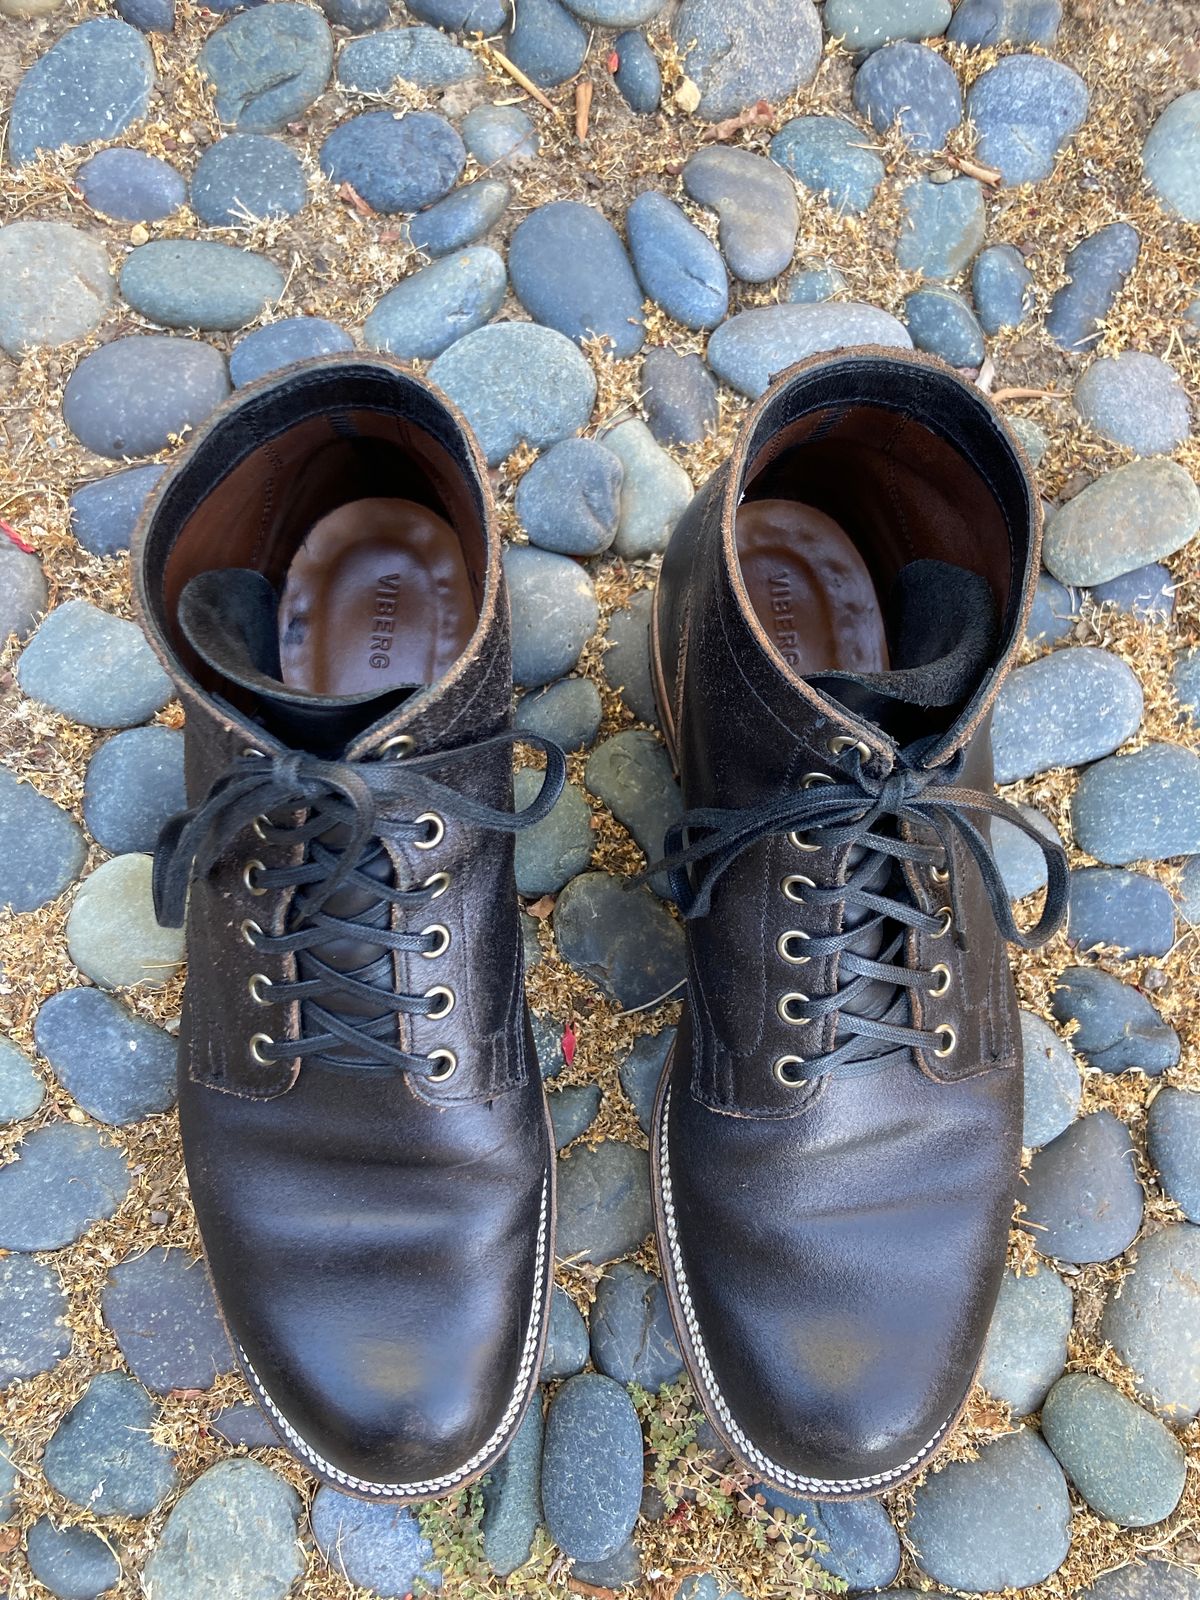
[153,731,566,1079]
[654,741,1069,1078]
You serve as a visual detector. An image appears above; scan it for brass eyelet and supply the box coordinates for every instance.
[249,1032,274,1065]
[781,873,815,902]
[423,871,451,899]
[829,736,872,760]
[427,1048,457,1083]
[240,919,262,947]
[381,733,415,758]
[777,992,810,1025]
[788,830,821,854]
[424,985,456,1021]
[801,772,834,789]
[776,930,811,965]
[251,814,270,841]
[927,963,952,998]
[934,1025,958,1058]
[241,746,267,760]
[242,859,267,895]
[414,812,444,850]
[248,973,273,1005]
[420,924,451,958]
[930,864,950,884]
[773,1055,807,1087]
[933,907,953,939]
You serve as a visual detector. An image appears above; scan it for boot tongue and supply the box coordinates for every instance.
[178,569,414,756]
[812,559,998,742]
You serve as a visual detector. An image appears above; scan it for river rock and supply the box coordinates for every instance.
[16,601,172,728]
[1043,459,1199,587]
[825,0,951,52]
[554,873,684,1010]
[319,111,465,214]
[0,1255,69,1385]
[1143,91,1200,222]
[682,146,799,283]
[895,175,986,279]
[103,1247,231,1393]
[363,247,506,360]
[1074,351,1191,456]
[979,1265,1072,1415]
[10,18,154,166]
[120,240,284,332]
[310,1488,440,1593]
[0,222,113,357]
[991,646,1143,782]
[506,0,586,89]
[1148,1087,1200,1222]
[43,1370,178,1516]
[35,985,177,1124]
[1051,966,1178,1076]
[904,286,985,366]
[62,336,230,459]
[1041,1371,1187,1527]
[967,54,1088,185]
[948,0,1062,46]
[0,764,86,914]
[1072,741,1200,864]
[1021,1110,1143,1264]
[509,201,644,356]
[672,0,822,122]
[69,464,165,558]
[144,1460,303,1600]
[66,854,185,990]
[514,677,603,752]
[973,243,1034,334]
[1067,867,1175,960]
[707,303,911,398]
[461,103,538,165]
[337,25,481,91]
[0,542,47,645]
[407,177,510,257]
[1020,1011,1080,1150]
[1047,223,1141,351]
[626,191,728,331]
[542,1373,643,1560]
[1101,1222,1200,1419]
[503,544,598,687]
[601,418,693,559]
[613,29,661,113]
[642,348,719,446]
[0,1124,130,1252]
[852,40,962,150]
[0,1036,45,1124]
[481,1402,543,1577]
[770,114,885,215]
[514,437,623,557]
[200,2,333,131]
[513,769,593,896]
[189,134,308,226]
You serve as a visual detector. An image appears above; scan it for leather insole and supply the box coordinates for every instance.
[737,498,889,677]
[278,498,476,697]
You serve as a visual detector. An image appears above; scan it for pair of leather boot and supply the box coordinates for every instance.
[133,348,1066,1502]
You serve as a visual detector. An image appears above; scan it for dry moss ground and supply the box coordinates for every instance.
[2,0,1200,1595]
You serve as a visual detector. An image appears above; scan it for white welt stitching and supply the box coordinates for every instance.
[240,1173,550,1498]
[658,1089,951,1495]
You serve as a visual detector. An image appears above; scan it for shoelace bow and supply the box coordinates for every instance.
[654,743,1069,1076]
[153,730,566,1078]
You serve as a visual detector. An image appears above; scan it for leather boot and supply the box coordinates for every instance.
[649,348,1068,1499]
[133,355,563,1499]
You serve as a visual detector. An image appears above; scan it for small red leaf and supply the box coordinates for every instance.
[607,49,620,72]
[561,1022,577,1068]
[0,519,35,554]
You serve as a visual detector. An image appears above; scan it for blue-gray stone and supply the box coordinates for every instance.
[785,264,847,302]
[363,247,506,360]
[63,335,230,459]
[896,175,985,278]
[1041,1372,1187,1527]
[17,601,172,729]
[66,854,185,991]
[524,914,543,969]
[1149,1088,1200,1222]
[513,769,593,896]
[1051,966,1179,1077]
[825,0,951,51]
[117,0,176,31]
[144,1459,303,1600]
[407,0,509,31]
[0,1434,13,1524]
[542,1373,643,1560]
[590,1262,682,1391]
[1090,563,1175,623]
[1068,867,1174,959]
[408,178,510,257]
[0,221,114,358]
[1047,223,1140,352]
[968,54,1088,186]
[0,1124,130,1252]
[585,728,681,868]
[564,0,663,20]
[852,41,962,150]
[1083,1563,1200,1600]
[319,0,391,31]
[973,243,1033,334]
[481,1401,543,1577]
[549,1082,603,1149]
[1075,351,1191,456]
[506,0,587,88]
[1020,1011,1080,1150]
[618,1029,671,1132]
[992,645,1143,783]
[311,1487,439,1594]
[1045,459,1198,587]
[213,1400,279,1448]
[429,322,596,465]
[554,873,684,1010]
[189,135,307,227]
[461,103,538,165]
[229,318,354,388]
[102,1247,232,1393]
[1143,91,1200,223]
[77,147,184,221]
[980,1265,1072,1414]
[682,146,798,284]
[10,19,155,167]
[556,1138,653,1266]
[1180,856,1200,923]
[1010,415,1048,469]
[1072,742,1200,864]
[602,418,692,559]
[515,677,603,752]
[770,114,884,215]
[0,764,87,913]
[35,986,177,1125]
[503,545,598,689]
[1026,572,1077,644]
[0,1036,45,1124]
[542,1285,589,1379]
[572,1540,643,1588]
[0,1255,69,1386]
[614,30,661,112]
[603,589,656,723]
[510,201,644,357]
[626,191,728,331]
[70,465,165,559]
[708,302,911,398]
[672,0,822,122]
[1022,1110,1144,1264]
[1101,1223,1200,1420]
[337,26,481,91]
[0,542,47,645]
[908,1426,1071,1591]
[120,240,284,332]
[948,0,1062,46]
[44,1370,178,1515]
[992,804,1063,901]
[532,1011,565,1078]
[25,1519,121,1600]
[200,3,333,131]
[319,110,465,214]
[642,347,719,446]
[904,286,985,366]
[758,1486,901,1591]
[516,437,623,556]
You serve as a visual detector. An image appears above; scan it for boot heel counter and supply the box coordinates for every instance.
[653,471,726,759]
